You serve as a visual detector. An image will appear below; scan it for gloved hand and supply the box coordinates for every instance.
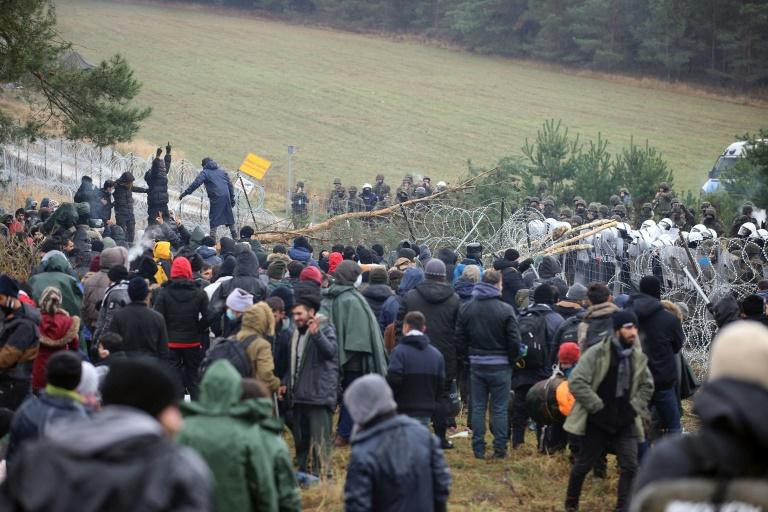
[179,192,187,200]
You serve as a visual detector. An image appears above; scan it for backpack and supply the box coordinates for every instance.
[557,316,581,346]
[583,316,613,349]
[517,310,549,370]
[199,335,256,379]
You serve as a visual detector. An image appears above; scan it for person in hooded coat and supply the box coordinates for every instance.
[177,360,300,512]
[320,260,388,446]
[112,172,148,243]
[208,250,266,336]
[288,236,317,266]
[235,302,281,393]
[31,287,80,392]
[633,322,768,509]
[180,158,237,240]
[494,249,526,308]
[82,247,128,332]
[154,257,210,399]
[379,267,424,335]
[145,144,172,225]
[29,253,83,319]
[361,266,393,321]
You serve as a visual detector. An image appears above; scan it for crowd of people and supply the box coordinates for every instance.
[0,168,766,511]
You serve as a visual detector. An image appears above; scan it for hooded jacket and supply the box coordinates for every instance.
[344,414,451,512]
[177,361,300,512]
[2,406,213,512]
[112,172,147,221]
[577,301,619,353]
[82,247,127,329]
[361,283,393,321]
[181,160,235,227]
[397,281,460,380]
[453,278,475,303]
[153,268,210,348]
[289,317,339,408]
[29,254,83,319]
[196,245,222,266]
[108,302,169,361]
[494,259,526,306]
[629,293,684,389]
[321,285,388,375]
[145,152,171,208]
[386,333,445,418]
[31,311,80,391]
[379,268,424,333]
[236,303,281,392]
[634,379,768,494]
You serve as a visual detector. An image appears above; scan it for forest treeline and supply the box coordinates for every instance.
[165,0,767,89]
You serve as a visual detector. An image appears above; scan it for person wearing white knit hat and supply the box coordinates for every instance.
[633,321,768,509]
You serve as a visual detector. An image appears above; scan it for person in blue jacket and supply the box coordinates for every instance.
[180,158,237,240]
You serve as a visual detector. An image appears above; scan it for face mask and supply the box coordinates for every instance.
[226,309,238,321]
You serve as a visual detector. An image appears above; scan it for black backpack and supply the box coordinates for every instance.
[199,336,256,379]
[517,310,549,370]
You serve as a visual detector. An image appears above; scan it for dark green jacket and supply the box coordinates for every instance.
[177,360,300,512]
[29,254,83,318]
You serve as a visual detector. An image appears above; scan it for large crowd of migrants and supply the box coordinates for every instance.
[0,150,766,512]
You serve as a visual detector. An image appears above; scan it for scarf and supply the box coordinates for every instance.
[611,338,634,398]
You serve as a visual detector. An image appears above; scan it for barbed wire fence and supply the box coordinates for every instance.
[0,138,276,232]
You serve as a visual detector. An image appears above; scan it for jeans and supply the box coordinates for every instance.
[566,425,638,512]
[170,346,205,400]
[651,387,682,436]
[293,403,333,477]
[336,370,363,442]
[470,364,512,457]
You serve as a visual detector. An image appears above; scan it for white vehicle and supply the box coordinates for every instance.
[702,139,767,193]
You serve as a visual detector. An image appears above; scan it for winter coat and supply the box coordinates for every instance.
[177,361,300,512]
[320,284,388,375]
[236,303,281,392]
[82,247,126,330]
[73,181,97,214]
[344,414,451,512]
[94,188,113,222]
[397,281,460,380]
[154,279,209,348]
[361,284,393,321]
[387,333,445,417]
[379,268,424,333]
[272,319,293,381]
[629,293,684,389]
[181,160,235,227]
[29,254,83,318]
[145,153,171,208]
[0,303,40,379]
[289,318,339,408]
[107,302,169,361]
[495,260,526,306]
[287,246,317,266]
[576,301,619,351]
[564,336,654,437]
[1,406,213,511]
[112,172,147,221]
[196,245,222,266]
[31,311,79,391]
[208,251,266,336]
[634,378,768,494]
[7,388,88,461]
[455,283,521,365]
[92,281,130,343]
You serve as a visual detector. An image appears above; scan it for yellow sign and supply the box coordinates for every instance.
[239,153,272,180]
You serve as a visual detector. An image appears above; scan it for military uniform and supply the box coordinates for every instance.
[291,182,310,228]
[327,178,347,217]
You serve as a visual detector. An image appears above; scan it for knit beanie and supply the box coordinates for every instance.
[170,257,193,280]
[267,260,287,280]
[269,286,294,313]
[343,374,398,431]
[295,290,322,312]
[639,275,661,299]
[328,253,343,275]
[128,276,149,302]
[558,342,580,366]
[108,265,129,283]
[101,237,116,249]
[293,236,312,252]
[226,287,254,313]
[102,358,179,418]
[612,309,638,330]
[91,240,104,253]
[398,248,416,261]
[287,260,305,279]
[219,237,236,254]
[334,260,361,286]
[0,274,19,298]
[566,283,588,301]
[369,266,388,285]
[709,322,768,391]
[424,258,447,280]
[300,266,323,286]
[533,283,555,305]
[504,248,520,262]
[46,351,83,391]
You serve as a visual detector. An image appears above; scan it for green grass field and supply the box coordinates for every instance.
[56,0,767,198]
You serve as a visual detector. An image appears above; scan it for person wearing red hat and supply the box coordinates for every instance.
[558,342,581,375]
[154,257,210,399]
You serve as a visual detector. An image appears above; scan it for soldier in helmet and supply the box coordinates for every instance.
[395,175,413,203]
[542,198,557,219]
[730,202,760,236]
[585,203,600,222]
[699,201,712,217]
[637,202,654,229]
[347,186,364,213]
[618,187,633,213]
[653,182,674,218]
[327,178,347,217]
[360,183,378,212]
[701,206,725,235]
[573,197,587,219]
[291,181,310,228]
[413,186,427,199]
[597,204,610,220]
[529,197,541,211]
[612,204,627,220]
[609,195,621,208]
[559,207,573,221]
[435,181,448,193]
[670,198,695,231]
[421,176,433,196]
[372,174,390,198]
